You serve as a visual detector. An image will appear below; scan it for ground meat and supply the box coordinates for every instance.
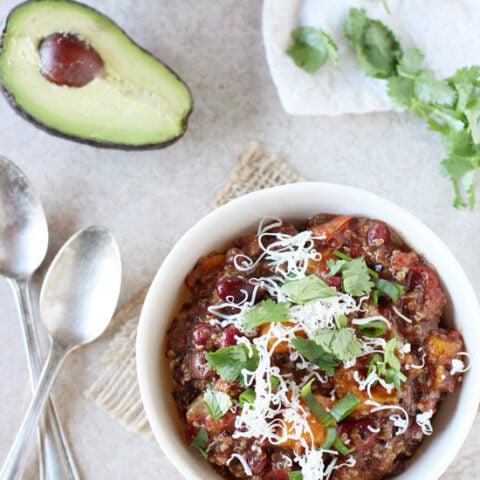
[166,215,466,480]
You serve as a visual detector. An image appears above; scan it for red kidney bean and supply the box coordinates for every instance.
[218,326,241,348]
[368,222,390,246]
[247,450,268,476]
[192,322,214,347]
[189,352,213,379]
[325,275,342,290]
[216,276,252,303]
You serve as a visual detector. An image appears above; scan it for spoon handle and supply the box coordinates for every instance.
[0,341,68,480]
[9,279,80,480]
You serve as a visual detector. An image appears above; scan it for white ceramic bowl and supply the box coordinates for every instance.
[137,182,480,480]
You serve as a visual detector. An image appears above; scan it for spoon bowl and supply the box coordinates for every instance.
[0,156,48,279]
[40,225,122,349]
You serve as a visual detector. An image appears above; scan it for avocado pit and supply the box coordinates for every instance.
[39,32,104,87]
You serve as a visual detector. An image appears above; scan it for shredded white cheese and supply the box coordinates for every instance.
[366,401,409,435]
[416,410,434,436]
[392,305,413,323]
[227,453,253,476]
[451,353,472,375]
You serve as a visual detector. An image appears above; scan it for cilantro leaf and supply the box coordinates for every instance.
[203,389,232,421]
[189,428,210,459]
[291,336,340,374]
[344,8,368,44]
[465,100,480,144]
[441,128,480,205]
[397,48,424,77]
[205,344,259,382]
[448,67,480,112]
[414,70,456,107]
[326,258,345,276]
[328,328,363,361]
[242,299,291,330]
[345,9,401,79]
[287,26,338,73]
[387,76,415,111]
[341,256,374,297]
[281,274,336,304]
[313,328,362,361]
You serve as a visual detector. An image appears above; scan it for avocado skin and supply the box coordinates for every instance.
[0,0,193,150]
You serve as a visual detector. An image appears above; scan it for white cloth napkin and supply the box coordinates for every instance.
[262,0,480,116]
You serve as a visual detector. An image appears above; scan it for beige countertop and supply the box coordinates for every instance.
[0,1,478,479]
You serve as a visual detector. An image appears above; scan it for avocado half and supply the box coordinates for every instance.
[0,0,193,149]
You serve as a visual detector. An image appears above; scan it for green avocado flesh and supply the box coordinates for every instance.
[0,0,192,148]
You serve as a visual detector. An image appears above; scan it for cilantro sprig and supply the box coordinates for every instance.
[281,274,336,304]
[287,26,338,73]
[205,344,259,383]
[344,8,480,208]
[291,326,362,374]
[242,299,291,330]
[327,254,373,297]
[291,336,340,375]
[203,389,232,421]
[328,250,403,304]
[189,428,210,459]
[287,8,480,208]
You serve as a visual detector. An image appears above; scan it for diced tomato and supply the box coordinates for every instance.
[309,215,352,241]
[392,251,445,320]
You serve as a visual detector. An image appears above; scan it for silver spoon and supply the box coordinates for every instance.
[0,156,80,480]
[0,225,122,480]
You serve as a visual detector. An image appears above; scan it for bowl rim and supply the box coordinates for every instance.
[137,181,480,480]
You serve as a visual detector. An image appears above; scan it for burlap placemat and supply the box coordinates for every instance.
[85,142,478,479]
[84,142,303,438]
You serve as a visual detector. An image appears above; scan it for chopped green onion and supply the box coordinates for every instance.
[338,314,348,328]
[333,250,351,261]
[321,426,338,450]
[368,353,383,376]
[330,393,360,422]
[288,472,303,480]
[301,379,335,427]
[239,388,256,405]
[374,278,404,304]
[333,435,355,455]
[270,375,280,389]
[357,320,386,338]
[384,338,401,371]
[368,267,379,279]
